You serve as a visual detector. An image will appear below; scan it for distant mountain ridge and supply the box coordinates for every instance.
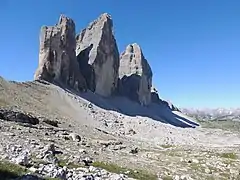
[181,108,240,121]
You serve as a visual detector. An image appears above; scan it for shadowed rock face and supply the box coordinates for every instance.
[76,13,120,97]
[151,87,180,111]
[151,87,161,103]
[34,15,87,91]
[118,43,152,106]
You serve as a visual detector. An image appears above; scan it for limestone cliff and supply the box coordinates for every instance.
[34,15,86,91]
[76,13,119,97]
[118,43,152,106]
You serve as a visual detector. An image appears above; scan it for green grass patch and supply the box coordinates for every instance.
[190,163,202,171]
[0,161,28,179]
[58,159,84,169]
[160,144,175,149]
[32,154,84,170]
[218,152,238,159]
[92,161,158,180]
[205,176,215,180]
[219,172,231,179]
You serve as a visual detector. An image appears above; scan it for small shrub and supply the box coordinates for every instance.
[160,144,174,149]
[58,159,83,169]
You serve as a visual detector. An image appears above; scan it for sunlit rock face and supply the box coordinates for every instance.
[34,15,87,91]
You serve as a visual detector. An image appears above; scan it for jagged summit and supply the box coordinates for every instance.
[34,15,87,92]
[118,43,152,106]
[99,12,112,20]
[119,43,152,78]
[58,14,75,25]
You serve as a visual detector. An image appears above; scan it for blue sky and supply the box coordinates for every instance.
[0,0,239,108]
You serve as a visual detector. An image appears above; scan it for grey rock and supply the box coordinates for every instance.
[34,15,87,91]
[79,149,87,154]
[118,43,152,106]
[46,143,56,154]
[82,174,94,180]
[109,174,125,180]
[43,153,58,164]
[98,140,122,148]
[56,167,67,179]
[13,152,29,166]
[82,157,93,166]
[69,133,81,142]
[129,147,139,154]
[28,167,38,173]
[42,118,59,127]
[38,143,60,159]
[127,128,136,135]
[76,13,119,97]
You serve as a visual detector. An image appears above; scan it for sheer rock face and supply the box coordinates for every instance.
[34,15,87,91]
[118,43,152,106]
[76,13,119,97]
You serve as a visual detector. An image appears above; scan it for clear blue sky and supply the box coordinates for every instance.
[0,0,239,108]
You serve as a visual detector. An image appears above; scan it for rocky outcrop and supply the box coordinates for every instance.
[151,86,161,103]
[118,43,152,106]
[76,13,119,97]
[151,87,180,111]
[34,15,87,91]
[0,109,39,125]
[162,100,180,111]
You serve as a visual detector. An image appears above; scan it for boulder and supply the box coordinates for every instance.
[34,15,87,91]
[0,109,39,125]
[12,152,29,166]
[69,133,81,142]
[118,43,152,106]
[76,13,119,97]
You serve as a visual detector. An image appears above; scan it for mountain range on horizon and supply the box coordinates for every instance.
[181,107,240,121]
